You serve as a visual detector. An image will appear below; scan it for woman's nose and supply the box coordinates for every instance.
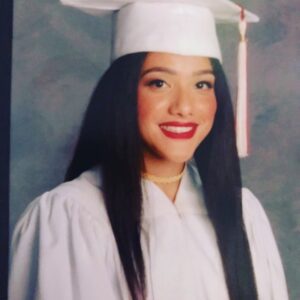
[168,87,193,117]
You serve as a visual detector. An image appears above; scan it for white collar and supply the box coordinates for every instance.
[80,161,208,219]
[141,162,208,219]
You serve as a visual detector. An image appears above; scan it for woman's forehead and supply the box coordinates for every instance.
[141,52,213,74]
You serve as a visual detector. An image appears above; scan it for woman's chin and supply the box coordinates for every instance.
[143,144,197,166]
[159,151,194,165]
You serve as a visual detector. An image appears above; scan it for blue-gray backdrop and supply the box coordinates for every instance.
[10,0,299,298]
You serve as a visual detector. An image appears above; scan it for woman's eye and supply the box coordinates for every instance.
[147,79,166,88]
[196,81,213,90]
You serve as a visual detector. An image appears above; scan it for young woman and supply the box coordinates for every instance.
[9,1,289,300]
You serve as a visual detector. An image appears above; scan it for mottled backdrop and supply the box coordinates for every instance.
[11,0,299,298]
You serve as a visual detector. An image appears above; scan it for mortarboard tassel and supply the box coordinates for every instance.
[236,8,249,157]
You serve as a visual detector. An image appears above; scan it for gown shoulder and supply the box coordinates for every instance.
[14,166,109,233]
[241,188,289,300]
[9,167,123,300]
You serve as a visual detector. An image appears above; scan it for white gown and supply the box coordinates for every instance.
[9,163,289,300]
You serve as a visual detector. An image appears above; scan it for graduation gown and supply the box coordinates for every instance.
[9,162,289,300]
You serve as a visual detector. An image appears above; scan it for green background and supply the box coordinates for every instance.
[10,0,299,298]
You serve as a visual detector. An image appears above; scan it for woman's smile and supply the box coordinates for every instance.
[159,122,198,139]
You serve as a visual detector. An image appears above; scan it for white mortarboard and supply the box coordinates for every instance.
[61,0,258,61]
[60,0,259,157]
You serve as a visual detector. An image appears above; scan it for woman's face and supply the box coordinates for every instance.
[137,52,217,165]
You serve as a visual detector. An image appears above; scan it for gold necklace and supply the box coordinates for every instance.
[141,168,185,184]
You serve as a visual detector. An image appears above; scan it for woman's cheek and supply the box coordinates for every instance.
[137,100,152,125]
[195,98,217,122]
[138,90,164,121]
[205,97,217,119]
[137,89,148,121]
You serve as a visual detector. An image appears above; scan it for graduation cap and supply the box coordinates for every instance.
[60,0,259,157]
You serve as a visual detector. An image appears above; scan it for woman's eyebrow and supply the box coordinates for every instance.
[140,67,176,77]
[140,67,215,77]
[193,70,215,76]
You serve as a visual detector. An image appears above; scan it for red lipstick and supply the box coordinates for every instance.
[159,122,198,139]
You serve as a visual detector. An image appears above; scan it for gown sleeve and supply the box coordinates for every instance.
[242,188,289,300]
[9,185,123,300]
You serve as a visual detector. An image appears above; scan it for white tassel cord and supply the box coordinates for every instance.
[236,10,249,157]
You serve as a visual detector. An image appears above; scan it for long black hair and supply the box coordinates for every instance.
[65,53,258,300]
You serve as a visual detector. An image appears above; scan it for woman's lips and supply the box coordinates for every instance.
[159,122,198,139]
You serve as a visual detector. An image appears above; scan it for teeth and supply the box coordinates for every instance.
[160,125,193,133]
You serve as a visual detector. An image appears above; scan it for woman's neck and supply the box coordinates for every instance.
[142,155,186,203]
[142,154,185,177]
